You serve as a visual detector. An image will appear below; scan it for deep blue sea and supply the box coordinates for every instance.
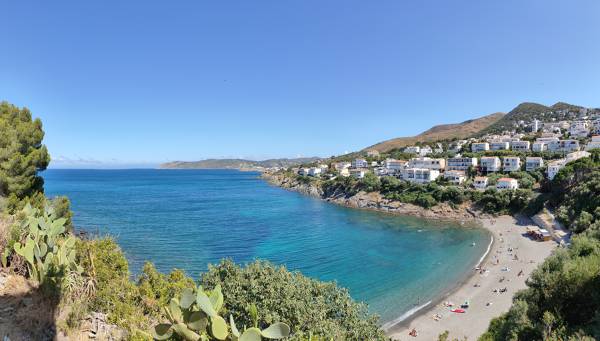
[43,169,489,324]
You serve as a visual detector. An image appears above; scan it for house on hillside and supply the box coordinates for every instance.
[446,157,477,171]
[351,158,368,169]
[419,146,433,156]
[404,146,421,154]
[511,141,530,151]
[480,156,501,173]
[471,142,490,152]
[525,157,544,172]
[473,176,488,190]
[585,136,600,151]
[444,170,466,185]
[490,141,510,151]
[401,168,440,184]
[496,178,519,190]
[384,159,407,172]
[307,167,322,177]
[349,169,366,179]
[532,141,548,152]
[502,156,521,172]
[547,160,566,180]
[408,157,446,171]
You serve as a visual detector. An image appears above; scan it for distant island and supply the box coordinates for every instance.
[159,157,322,170]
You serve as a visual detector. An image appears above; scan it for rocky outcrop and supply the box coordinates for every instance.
[262,173,483,221]
[263,173,324,198]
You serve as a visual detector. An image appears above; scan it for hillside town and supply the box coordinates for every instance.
[281,106,600,191]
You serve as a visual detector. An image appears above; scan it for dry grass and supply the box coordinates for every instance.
[364,112,505,152]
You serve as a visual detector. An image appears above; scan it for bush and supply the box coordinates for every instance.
[76,238,147,329]
[358,172,381,192]
[200,259,385,340]
[480,235,600,340]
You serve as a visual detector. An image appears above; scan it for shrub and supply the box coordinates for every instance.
[76,237,147,329]
[200,259,385,340]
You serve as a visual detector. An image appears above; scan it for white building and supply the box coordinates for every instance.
[339,168,350,177]
[404,146,421,154]
[566,151,591,162]
[496,178,519,190]
[547,160,566,180]
[471,142,490,152]
[446,157,478,171]
[298,168,309,176]
[401,168,440,184]
[349,169,366,179]
[532,119,540,133]
[511,141,530,151]
[532,142,548,152]
[351,158,368,169]
[374,167,388,176]
[525,157,544,172]
[592,119,600,135]
[333,162,351,171]
[480,156,501,173]
[502,156,521,172]
[569,120,590,138]
[449,140,468,153]
[490,141,510,151]
[384,159,407,171]
[548,140,580,152]
[434,143,444,154]
[585,136,600,151]
[444,170,466,185]
[419,146,433,156]
[307,167,322,176]
[473,176,489,190]
[408,157,446,171]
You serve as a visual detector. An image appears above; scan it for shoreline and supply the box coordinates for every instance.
[261,172,484,222]
[386,215,556,340]
[382,230,495,332]
[261,173,557,340]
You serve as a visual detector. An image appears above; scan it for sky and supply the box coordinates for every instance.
[1,1,599,168]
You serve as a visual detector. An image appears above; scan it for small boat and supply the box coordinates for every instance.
[471,242,476,246]
[451,309,466,313]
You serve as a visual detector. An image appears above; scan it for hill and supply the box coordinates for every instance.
[364,112,505,152]
[159,157,321,169]
[477,101,585,135]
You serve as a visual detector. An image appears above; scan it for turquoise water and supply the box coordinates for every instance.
[43,169,489,323]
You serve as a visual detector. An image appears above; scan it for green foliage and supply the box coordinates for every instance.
[200,259,385,340]
[10,203,81,284]
[480,235,600,340]
[551,151,600,233]
[150,284,290,341]
[0,101,50,198]
[358,172,381,192]
[138,262,196,318]
[322,176,358,197]
[474,188,533,214]
[76,237,145,328]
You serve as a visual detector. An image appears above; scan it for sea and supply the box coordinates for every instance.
[43,169,489,324]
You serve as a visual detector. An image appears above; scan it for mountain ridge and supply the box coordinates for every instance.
[159,157,322,169]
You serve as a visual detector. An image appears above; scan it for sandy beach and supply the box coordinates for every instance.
[386,215,558,340]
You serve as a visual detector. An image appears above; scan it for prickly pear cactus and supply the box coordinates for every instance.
[11,203,81,283]
[151,284,291,341]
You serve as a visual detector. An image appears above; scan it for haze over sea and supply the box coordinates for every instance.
[43,169,488,323]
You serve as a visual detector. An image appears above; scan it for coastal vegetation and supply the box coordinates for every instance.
[480,151,600,340]
[0,102,384,340]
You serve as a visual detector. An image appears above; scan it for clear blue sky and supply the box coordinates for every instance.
[2,1,599,168]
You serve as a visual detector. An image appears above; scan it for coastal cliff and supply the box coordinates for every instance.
[262,173,482,221]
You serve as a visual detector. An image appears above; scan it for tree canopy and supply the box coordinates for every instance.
[0,101,50,198]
